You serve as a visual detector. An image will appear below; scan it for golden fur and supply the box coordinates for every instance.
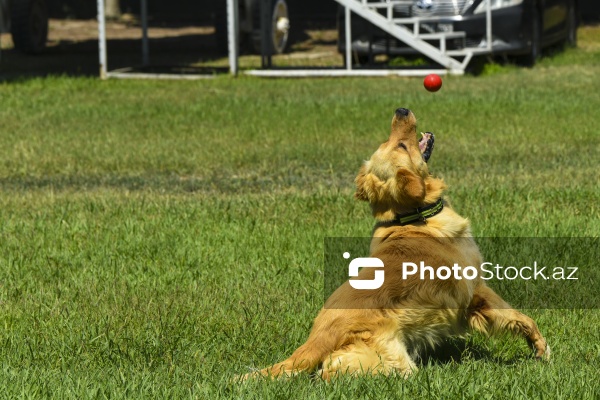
[242,108,549,380]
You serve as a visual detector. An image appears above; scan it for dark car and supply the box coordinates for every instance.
[216,0,291,55]
[0,0,49,54]
[338,0,579,67]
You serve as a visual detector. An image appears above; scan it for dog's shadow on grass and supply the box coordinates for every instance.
[416,337,527,367]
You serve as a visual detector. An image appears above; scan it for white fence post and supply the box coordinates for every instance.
[345,5,351,70]
[141,0,149,66]
[486,0,492,51]
[97,0,107,79]
[227,0,239,76]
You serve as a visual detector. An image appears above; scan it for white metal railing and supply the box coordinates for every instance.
[333,0,493,74]
[95,0,494,79]
[96,0,218,80]
[227,0,239,75]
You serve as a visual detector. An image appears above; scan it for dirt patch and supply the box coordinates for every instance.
[4,18,595,80]
[0,18,342,79]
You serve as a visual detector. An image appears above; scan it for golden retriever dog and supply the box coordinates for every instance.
[242,107,549,380]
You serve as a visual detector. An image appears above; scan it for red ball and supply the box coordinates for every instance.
[423,74,442,92]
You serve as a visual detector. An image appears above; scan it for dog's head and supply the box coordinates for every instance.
[355,108,446,221]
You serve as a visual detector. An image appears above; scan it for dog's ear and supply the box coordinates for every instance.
[355,165,383,202]
[396,168,426,203]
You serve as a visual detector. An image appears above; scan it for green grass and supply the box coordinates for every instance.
[0,28,599,399]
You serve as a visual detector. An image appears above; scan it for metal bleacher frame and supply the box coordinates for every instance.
[96,0,493,80]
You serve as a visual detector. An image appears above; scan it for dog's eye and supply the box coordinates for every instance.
[398,143,407,150]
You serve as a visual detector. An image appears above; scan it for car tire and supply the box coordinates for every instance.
[215,4,228,54]
[251,0,290,54]
[565,2,577,47]
[356,54,370,65]
[10,0,48,54]
[516,6,541,67]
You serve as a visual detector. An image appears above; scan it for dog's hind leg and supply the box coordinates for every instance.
[318,338,417,380]
[467,284,550,360]
[238,341,324,380]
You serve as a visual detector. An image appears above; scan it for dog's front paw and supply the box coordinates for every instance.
[535,343,551,362]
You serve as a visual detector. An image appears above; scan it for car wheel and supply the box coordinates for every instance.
[215,6,229,54]
[516,6,541,67]
[565,2,577,47]
[356,54,370,65]
[10,0,48,54]
[251,0,290,54]
[215,4,228,54]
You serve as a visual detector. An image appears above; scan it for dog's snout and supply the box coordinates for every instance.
[395,108,410,117]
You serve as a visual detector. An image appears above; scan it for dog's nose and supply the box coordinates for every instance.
[395,108,410,117]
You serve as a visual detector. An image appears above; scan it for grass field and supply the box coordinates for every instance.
[0,27,599,398]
